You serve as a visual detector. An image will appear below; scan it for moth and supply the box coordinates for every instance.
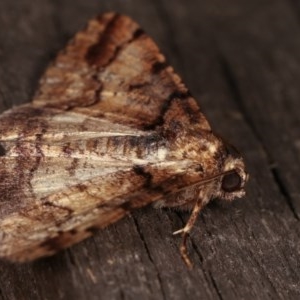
[0,12,248,266]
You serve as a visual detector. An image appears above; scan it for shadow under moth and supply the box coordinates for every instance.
[0,12,248,267]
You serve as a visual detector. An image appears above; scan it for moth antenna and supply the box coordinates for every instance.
[171,169,240,195]
[173,198,205,269]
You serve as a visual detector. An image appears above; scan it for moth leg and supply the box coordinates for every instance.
[173,199,204,268]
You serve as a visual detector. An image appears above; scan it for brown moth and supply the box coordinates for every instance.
[0,12,247,266]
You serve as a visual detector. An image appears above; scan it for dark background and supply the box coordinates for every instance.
[0,0,300,299]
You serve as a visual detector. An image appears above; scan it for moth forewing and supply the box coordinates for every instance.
[0,12,247,264]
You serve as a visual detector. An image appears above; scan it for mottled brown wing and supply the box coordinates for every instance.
[0,159,186,262]
[32,12,211,132]
[0,105,199,262]
[0,13,218,262]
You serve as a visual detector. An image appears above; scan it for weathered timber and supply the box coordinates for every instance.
[0,0,299,299]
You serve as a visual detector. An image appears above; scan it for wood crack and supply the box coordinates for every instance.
[219,54,300,221]
[218,54,269,156]
[152,0,184,72]
[270,166,300,220]
[208,272,224,300]
[287,0,300,25]
[131,215,167,300]
[0,89,10,111]
[0,287,4,300]
[174,210,226,299]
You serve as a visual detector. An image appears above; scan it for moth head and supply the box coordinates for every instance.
[217,157,248,201]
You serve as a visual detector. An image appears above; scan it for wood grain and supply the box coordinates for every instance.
[0,0,299,299]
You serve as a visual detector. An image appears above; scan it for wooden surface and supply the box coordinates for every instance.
[0,0,299,299]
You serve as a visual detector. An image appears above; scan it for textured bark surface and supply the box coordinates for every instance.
[0,0,299,299]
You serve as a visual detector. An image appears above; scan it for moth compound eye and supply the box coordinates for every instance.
[221,171,242,192]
